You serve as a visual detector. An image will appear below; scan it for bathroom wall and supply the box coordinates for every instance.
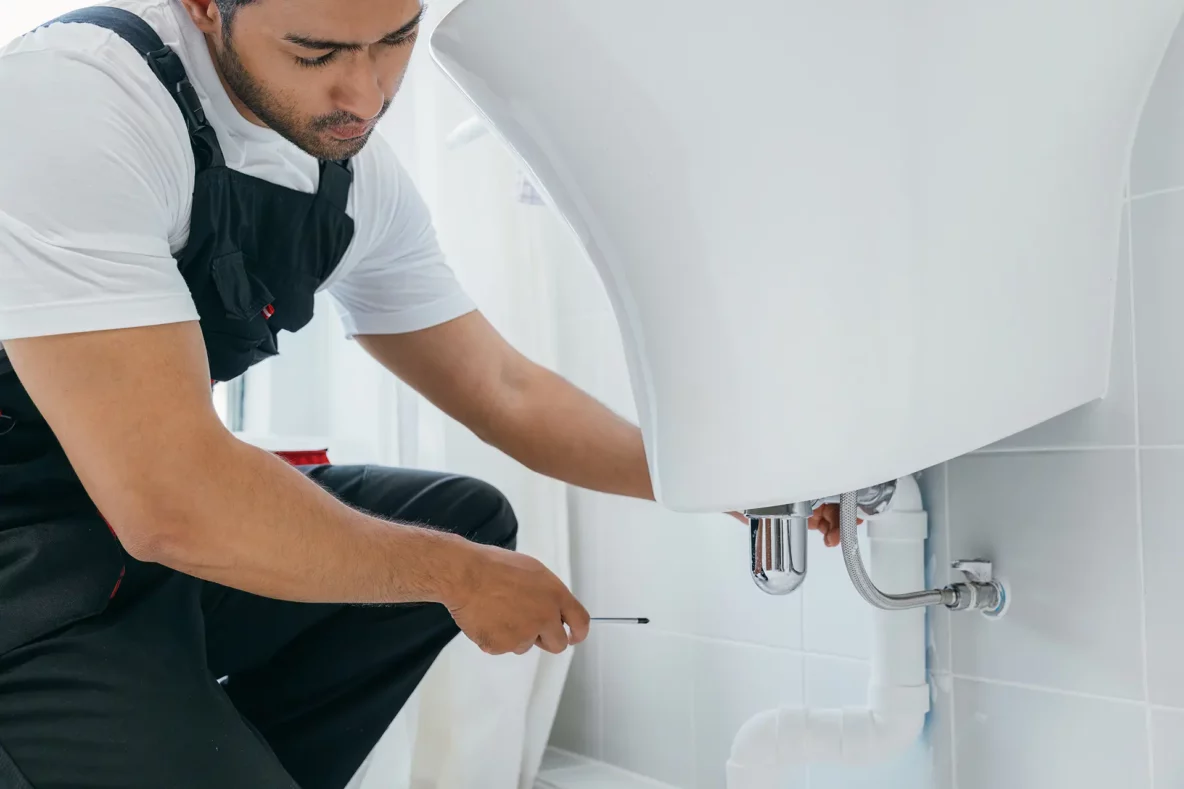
[548,18,1184,789]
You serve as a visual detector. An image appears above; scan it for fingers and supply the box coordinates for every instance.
[536,619,571,654]
[809,502,854,548]
[562,593,592,645]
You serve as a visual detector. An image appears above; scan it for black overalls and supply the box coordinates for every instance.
[0,9,516,789]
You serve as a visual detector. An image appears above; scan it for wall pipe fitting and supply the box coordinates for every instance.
[726,475,931,785]
[838,488,1007,615]
[746,477,1008,617]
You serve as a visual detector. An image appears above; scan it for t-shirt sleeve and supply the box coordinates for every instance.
[327,146,475,338]
[0,38,198,344]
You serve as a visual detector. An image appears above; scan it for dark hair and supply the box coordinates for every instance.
[215,0,257,27]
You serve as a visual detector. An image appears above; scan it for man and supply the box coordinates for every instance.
[0,1,843,787]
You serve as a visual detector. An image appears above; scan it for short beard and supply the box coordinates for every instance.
[214,30,391,161]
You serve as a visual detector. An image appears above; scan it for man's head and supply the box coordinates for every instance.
[181,0,423,160]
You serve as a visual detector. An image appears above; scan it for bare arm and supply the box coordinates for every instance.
[5,323,589,653]
[358,312,654,501]
[6,322,468,603]
[358,313,850,544]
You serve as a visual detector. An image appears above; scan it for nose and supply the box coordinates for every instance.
[332,53,386,121]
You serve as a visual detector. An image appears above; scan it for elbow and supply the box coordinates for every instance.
[96,453,224,566]
[106,496,203,566]
[114,519,182,565]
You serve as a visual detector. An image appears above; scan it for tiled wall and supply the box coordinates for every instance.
[547,18,1184,789]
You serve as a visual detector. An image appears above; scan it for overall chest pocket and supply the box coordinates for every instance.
[201,251,292,382]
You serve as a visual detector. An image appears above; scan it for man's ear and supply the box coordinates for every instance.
[176,0,223,36]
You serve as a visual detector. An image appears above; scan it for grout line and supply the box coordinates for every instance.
[641,626,872,665]
[1150,704,1184,714]
[951,674,1147,708]
[1130,183,1184,201]
[592,492,606,763]
[972,444,1135,455]
[1126,192,1157,788]
[595,632,605,761]
[987,444,1184,452]
[944,465,959,789]
[976,444,1184,453]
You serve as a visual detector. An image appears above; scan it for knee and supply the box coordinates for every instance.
[453,477,518,551]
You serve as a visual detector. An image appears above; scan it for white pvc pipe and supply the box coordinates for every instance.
[726,475,930,786]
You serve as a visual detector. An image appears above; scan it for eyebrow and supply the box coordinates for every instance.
[284,6,426,52]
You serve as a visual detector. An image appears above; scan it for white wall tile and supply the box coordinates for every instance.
[687,513,802,650]
[928,674,956,789]
[1152,707,1184,788]
[804,657,940,789]
[691,639,805,789]
[1139,450,1184,707]
[600,628,696,788]
[947,452,1144,699]
[580,491,699,634]
[953,679,1149,789]
[1132,192,1184,445]
[1131,16,1184,197]
[986,212,1136,449]
[918,464,952,675]
[551,637,601,759]
[802,529,871,659]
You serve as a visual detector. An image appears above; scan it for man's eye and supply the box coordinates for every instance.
[295,50,338,68]
[380,30,419,49]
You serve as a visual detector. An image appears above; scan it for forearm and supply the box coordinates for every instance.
[6,325,473,608]
[486,365,654,500]
[124,432,470,605]
[355,315,654,499]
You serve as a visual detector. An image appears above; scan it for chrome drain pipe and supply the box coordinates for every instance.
[745,479,1009,617]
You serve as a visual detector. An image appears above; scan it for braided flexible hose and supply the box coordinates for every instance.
[839,491,950,610]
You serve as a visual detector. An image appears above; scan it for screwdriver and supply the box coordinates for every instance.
[589,617,649,624]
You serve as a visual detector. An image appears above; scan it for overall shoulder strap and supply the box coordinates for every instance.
[41,7,225,170]
[317,159,353,213]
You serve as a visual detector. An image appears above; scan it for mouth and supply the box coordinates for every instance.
[325,120,375,141]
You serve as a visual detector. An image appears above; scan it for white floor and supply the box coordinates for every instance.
[535,748,681,789]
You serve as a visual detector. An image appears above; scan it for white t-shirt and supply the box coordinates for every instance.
[0,0,475,355]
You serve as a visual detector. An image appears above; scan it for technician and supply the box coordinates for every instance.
[0,2,842,787]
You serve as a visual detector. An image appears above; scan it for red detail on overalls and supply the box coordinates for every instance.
[100,516,127,599]
[273,449,331,466]
[109,565,126,599]
[261,304,275,319]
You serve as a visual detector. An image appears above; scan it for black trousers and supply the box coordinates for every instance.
[0,465,518,789]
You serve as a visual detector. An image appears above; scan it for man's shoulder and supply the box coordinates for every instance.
[0,4,195,240]
[0,3,194,181]
[2,1,188,127]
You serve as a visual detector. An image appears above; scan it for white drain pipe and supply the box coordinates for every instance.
[726,475,930,786]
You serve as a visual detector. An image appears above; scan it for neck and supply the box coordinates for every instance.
[203,33,268,129]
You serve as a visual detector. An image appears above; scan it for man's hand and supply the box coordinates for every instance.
[447,543,591,655]
[728,502,849,547]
